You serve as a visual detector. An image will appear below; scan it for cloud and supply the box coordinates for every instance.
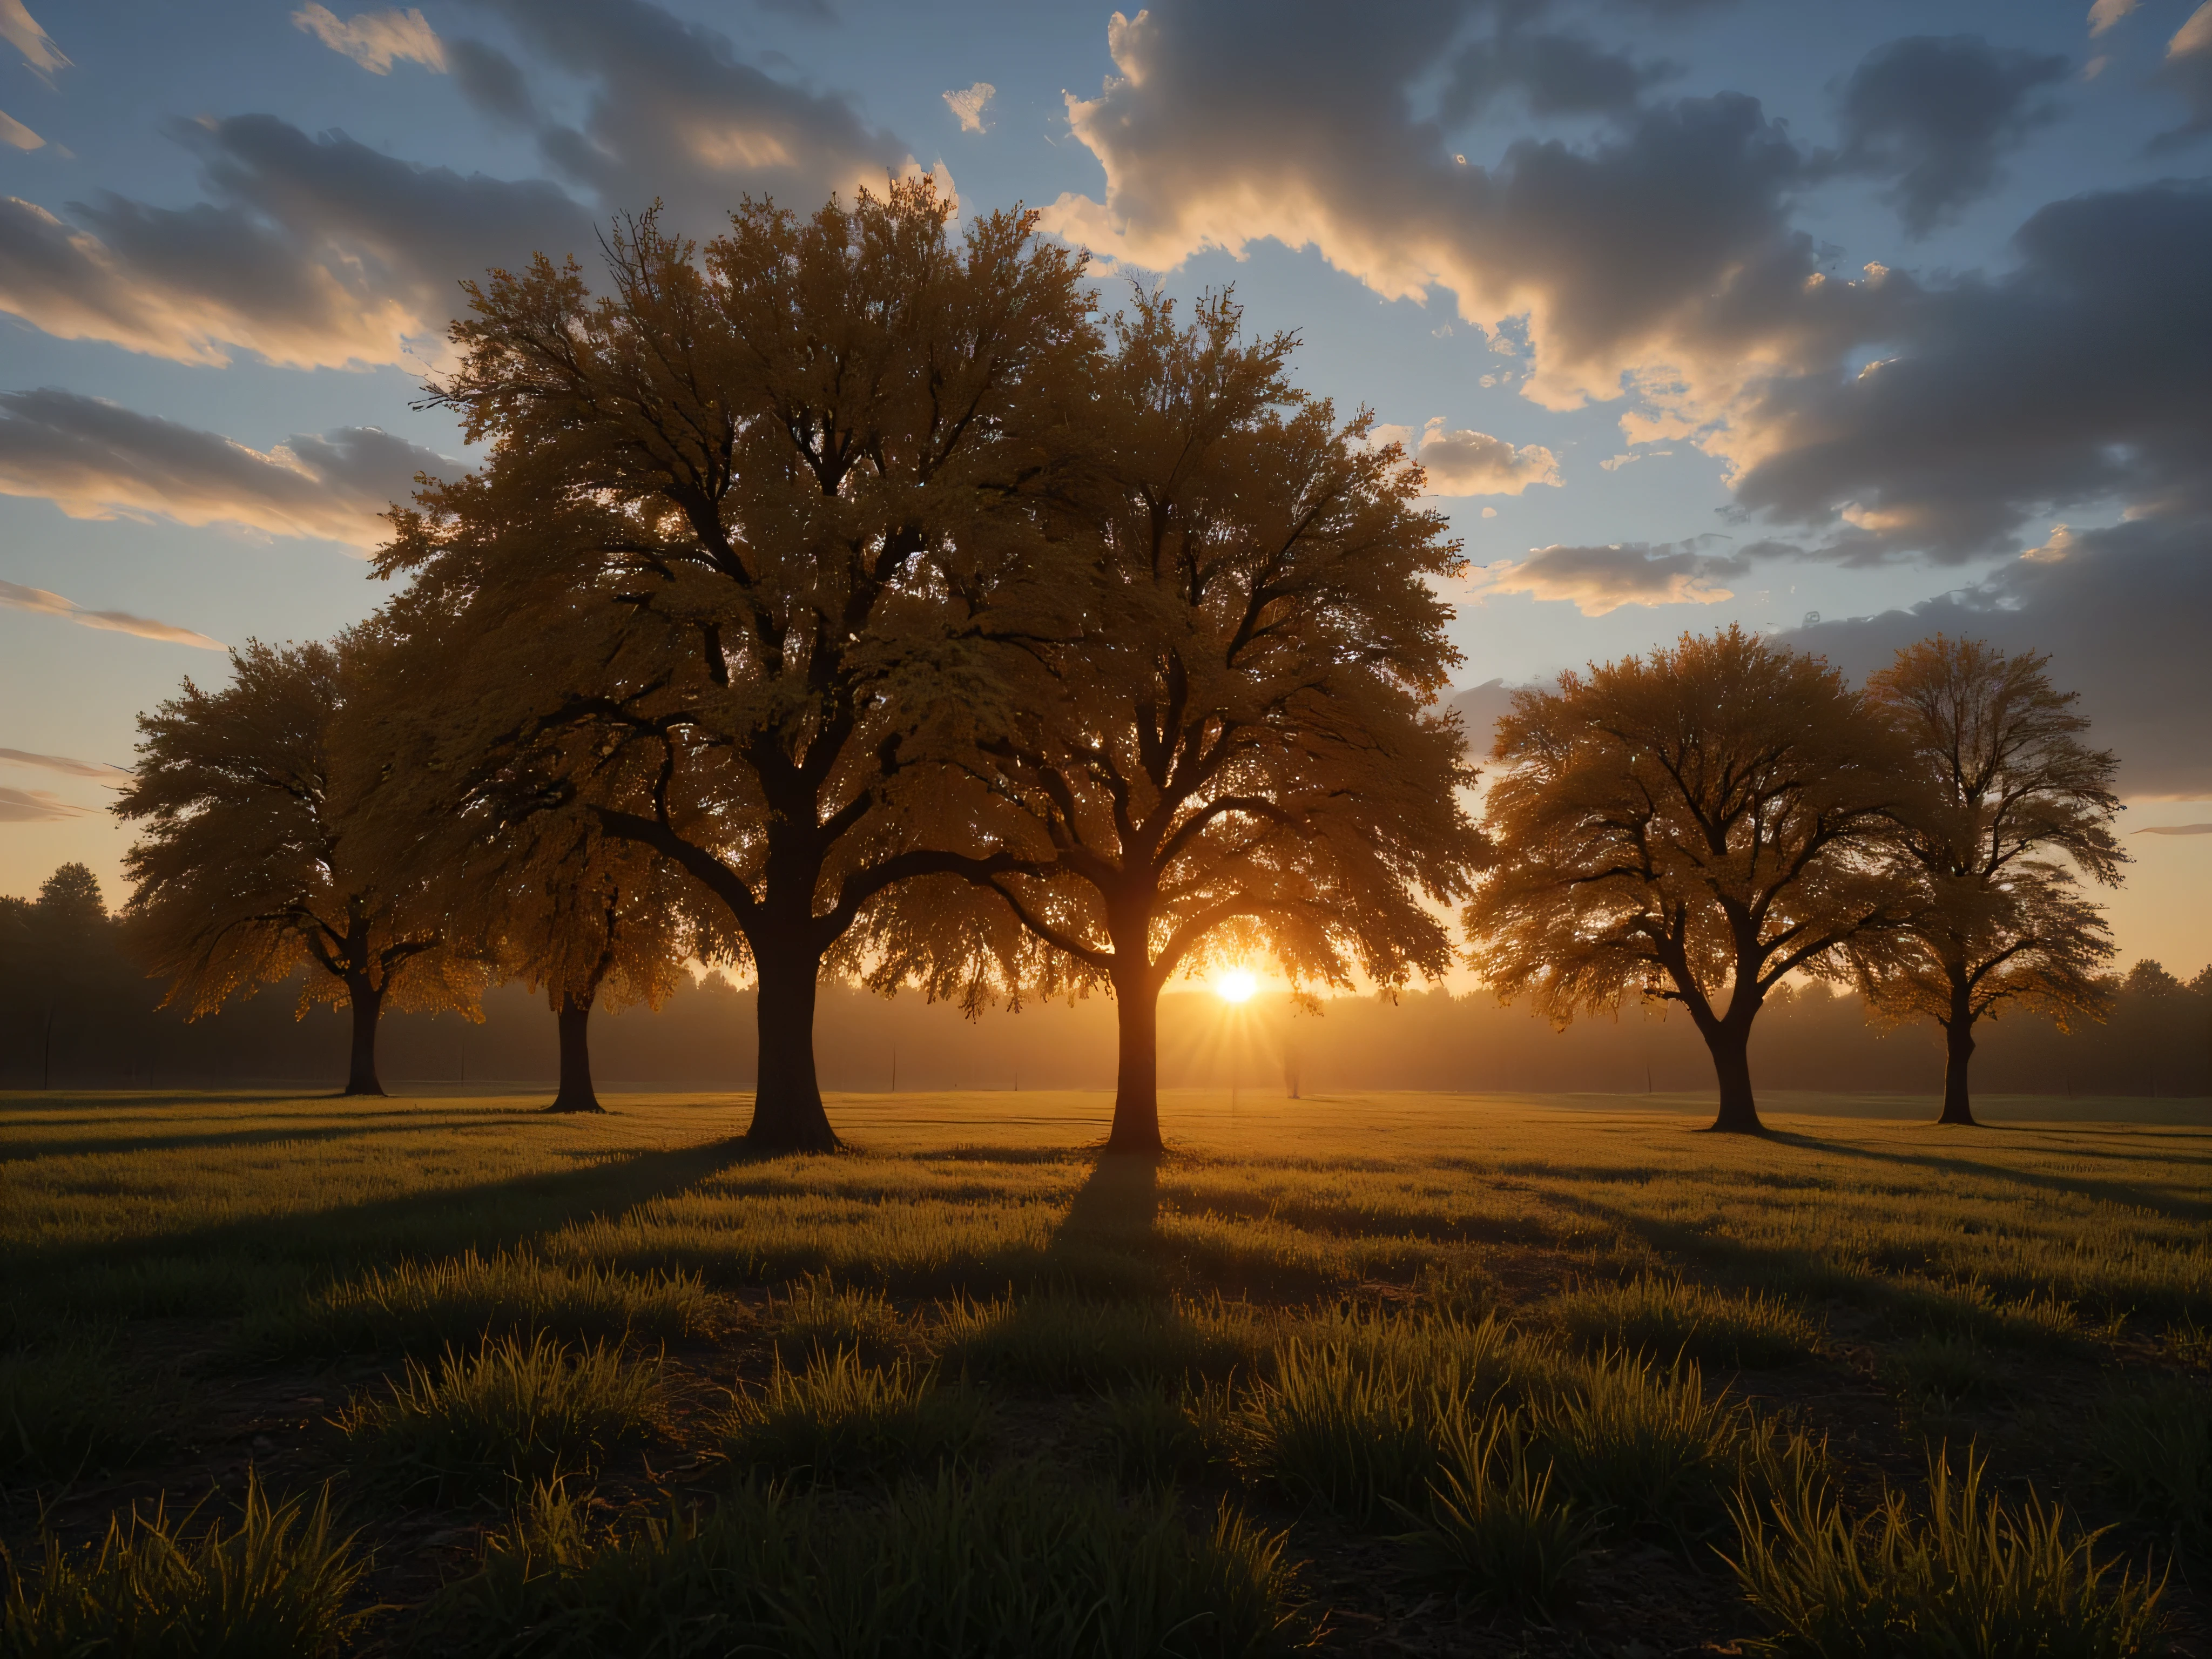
[1438,27,1676,123]
[944,82,995,133]
[0,747,129,778]
[0,0,65,77]
[448,38,536,124]
[1729,180,2212,561]
[1474,541,1748,615]
[0,786,93,822]
[0,388,453,549]
[2088,0,2137,36]
[2155,2,2212,147]
[0,578,226,650]
[1783,516,2212,799]
[2136,822,2212,835]
[1828,35,2068,236]
[1600,448,1671,470]
[0,107,38,150]
[292,5,446,74]
[1413,419,1559,496]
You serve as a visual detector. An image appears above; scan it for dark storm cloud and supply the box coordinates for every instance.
[1732,180,2212,560]
[1829,35,2069,237]
[447,37,537,126]
[1783,517,2212,799]
[1439,27,1677,123]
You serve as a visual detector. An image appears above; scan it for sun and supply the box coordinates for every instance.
[1216,968,1258,1004]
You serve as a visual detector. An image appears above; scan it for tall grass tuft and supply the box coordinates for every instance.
[773,1274,912,1364]
[1728,1445,2167,1658]
[238,1250,717,1360]
[1552,1278,1820,1369]
[719,1346,990,1485]
[1097,1382,1239,1488]
[429,1464,1306,1657]
[1541,1352,1746,1539]
[2094,1374,2211,1563]
[0,1339,169,1479]
[1242,1337,1443,1521]
[1,1474,366,1658]
[1392,1405,1597,1614]
[339,1332,662,1502]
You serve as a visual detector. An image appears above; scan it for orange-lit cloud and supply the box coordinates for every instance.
[1475,542,1745,616]
[292,5,445,74]
[0,578,226,650]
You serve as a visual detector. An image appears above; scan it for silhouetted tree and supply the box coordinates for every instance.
[865,291,1485,1153]
[379,179,1094,1149]
[114,635,478,1095]
[1466,627,1920,1134]
[1857,636,2125,1126]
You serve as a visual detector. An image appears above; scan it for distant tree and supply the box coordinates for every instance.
[864,291,1485,1153]
[1466,627,1920,1134]
[114,636,478,1096]
[16,864,118,1089]
[1856,637,2125,1127]
[379,179,1095,1149]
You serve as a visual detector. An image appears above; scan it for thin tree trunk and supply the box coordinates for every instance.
[1937,980,1979,1127]
[748,928,837,1151]
[1703,1019,1762,1134]
[343,977,386,1097]
[547,990,605,1114]
[1105,968,1164,1155]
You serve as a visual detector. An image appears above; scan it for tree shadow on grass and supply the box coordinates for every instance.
[0,1118,524,1162]
[1760,1129,2212,1223]
[5,1135,771,1299]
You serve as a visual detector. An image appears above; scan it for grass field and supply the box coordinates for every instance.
[2,1086,2207,1655]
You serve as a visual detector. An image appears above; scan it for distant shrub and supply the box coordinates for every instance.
[1728,1446,2168,1657]
[1552,1278,1819,1369]
[719,1347,990,1486]
[1392,1406,1597,1614]
[339,1333,662,1501]
[429,1465,1306,1657]
[0,1338,170,1480]
[1,1475,365,1658]
[239,1250,716,1360]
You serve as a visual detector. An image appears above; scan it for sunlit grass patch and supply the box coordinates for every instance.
[718,1347,990,1486]
[933,1292,1269,1393]
[239,1250,719,1361]
[430,1464,1307,1657]
[1551,1277,1820,1369]
[1392,1406,1598,1615]
[2094,1374,2212,1563]
[1539,1353,1748,1540]
[339,1333,662,1502]
[0,1338,171,1480]
[1,1474,366,1658]
[1727,1447,2168,1658]
[771,1273,914,1364]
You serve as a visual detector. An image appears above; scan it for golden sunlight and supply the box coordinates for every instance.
[1216,967,1258,1003]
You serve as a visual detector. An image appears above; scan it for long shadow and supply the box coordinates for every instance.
[0,1120,516,1162]
[1760,1129,2212,1223]
[4,1135,770,1287]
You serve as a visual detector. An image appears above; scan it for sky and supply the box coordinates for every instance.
[1,0,2207,976]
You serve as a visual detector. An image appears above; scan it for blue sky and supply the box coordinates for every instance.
[2,0,2207,971]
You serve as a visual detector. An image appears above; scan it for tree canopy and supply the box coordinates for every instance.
[866,291,1487,1151]
[113,634,477,1095]
[1466,626,1920,1133]
[1856,635,2125,1125]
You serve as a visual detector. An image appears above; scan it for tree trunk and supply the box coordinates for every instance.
[747,929,838,1151]
[1937,982,1979,1127]
[343,977,386,1097]
[1703,1020,1763,1134]
[1105,969,1164,1155]
[547,991,605,1114]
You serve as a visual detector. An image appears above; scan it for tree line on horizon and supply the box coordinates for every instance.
[50,181,2146,1148]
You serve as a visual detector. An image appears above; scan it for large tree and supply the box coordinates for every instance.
[1856,636,2125,1127]
[1466,627,1920,1134]
[378,179,1095,1149]
[866,292,1486,1153]
[114,636,476,1096]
